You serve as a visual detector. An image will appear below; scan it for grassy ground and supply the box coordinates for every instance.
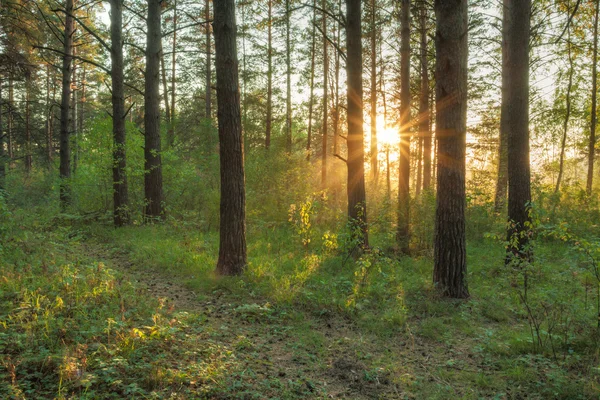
[1,197,600,398]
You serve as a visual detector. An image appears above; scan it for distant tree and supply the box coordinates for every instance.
[266,0,273,149]
[285,0,293,153]
[59,0,75,209]
[433,0,469,298]
[144,0,165,219]
[419,1,431,192]
[110,0,129,226]
[214,0,247,275]
[397,0,411,253]
[346,0,369,247]
[588,0,599,195]
[494,0,509,212]
[321,0,328,187]
[505,0,532,262]
[0,79,4,190]
[369,0,378,182]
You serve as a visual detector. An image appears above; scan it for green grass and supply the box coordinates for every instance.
[2,186,600,398]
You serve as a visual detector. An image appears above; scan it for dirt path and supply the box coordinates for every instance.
[82,242,403,399]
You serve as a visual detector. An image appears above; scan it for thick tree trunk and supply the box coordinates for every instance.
[168,0,177,147]
[505,0,532,262]
[144,0,165,219]
[333,0,341,157]
[60,0,74,209]
[433,0,469,299]
[346,0,369,247]
[7,77,13,163]
[72,54,78,174]
[416,136,422,196]
[205,0,212,120]
[370,0,378,182]
[397,0,411,253]
[285,0,292,153]
[110,0,129,226]
[420,4,431,191]
[307,0,316,160]
[555,26,573,194]
[494,0,509,212]
[588,0,599,195]
[213,0,247,275]
[266,0,273,149]
[321,1,328,187]
[25,78,32,174]
[0,81,4,190]
[160,42,172,128]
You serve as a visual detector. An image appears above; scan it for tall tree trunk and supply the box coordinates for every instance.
[506,0,532,262]
[25,78,32,174]
[47,67,54,167]
[80,65,85,135]
[588,0,599,195]
[241,0,247,147]
[555,24,573,194]
[60,0,74,209]
[168,0,177,147]
[205,0,212,120]
[266,0,273,149]
[307,0,316,160]
[420,4,431,191]
[213,0,247,275]
[397,0,411,253]
[72,54,78,174]
[346,0,369,247]
[494,0,509,212]
[144,0,165,219]
[416,135,422,196]
[322,0,328,187]
[433,0,469,298]
[0,80,4,190]
[285,0,292,153]
[160,42,172,128]
[370,0,378,182]
[7,77,13,165]
[110,0,129,226]
[333,0,341,157]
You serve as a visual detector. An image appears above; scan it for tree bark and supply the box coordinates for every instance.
[160,42,172,128]
[72,53,78,174]
[60,0,74,209]
[346,0,369,247]
[7,77,13,164]
[494,0,509,212]
[397,0,411,253]
[205,0,212,121]
[370,0,378,182]
[168,0,177,147]
[433,0,469,298]
[555,22,573,194]
[321,0,328,187]
[266,0,273,149]
[505,0,532,262]
[285,0,292,153]
[420,4,431,191]
[25,77,32,174]
[144,0,165,219]
[588,0,599,195]
[110,0,129,226]
[0,80,4,190]
[333,0,341,157]
[213,0,247,275]
[307,0,316,160]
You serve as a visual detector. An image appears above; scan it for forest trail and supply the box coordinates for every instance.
[80,241,406,399]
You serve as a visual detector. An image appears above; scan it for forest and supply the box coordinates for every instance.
[1,0,600,398]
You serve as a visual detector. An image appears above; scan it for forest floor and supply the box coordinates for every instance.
[1,210,599,399]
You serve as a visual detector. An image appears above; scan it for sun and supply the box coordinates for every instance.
[373,114,398,147]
